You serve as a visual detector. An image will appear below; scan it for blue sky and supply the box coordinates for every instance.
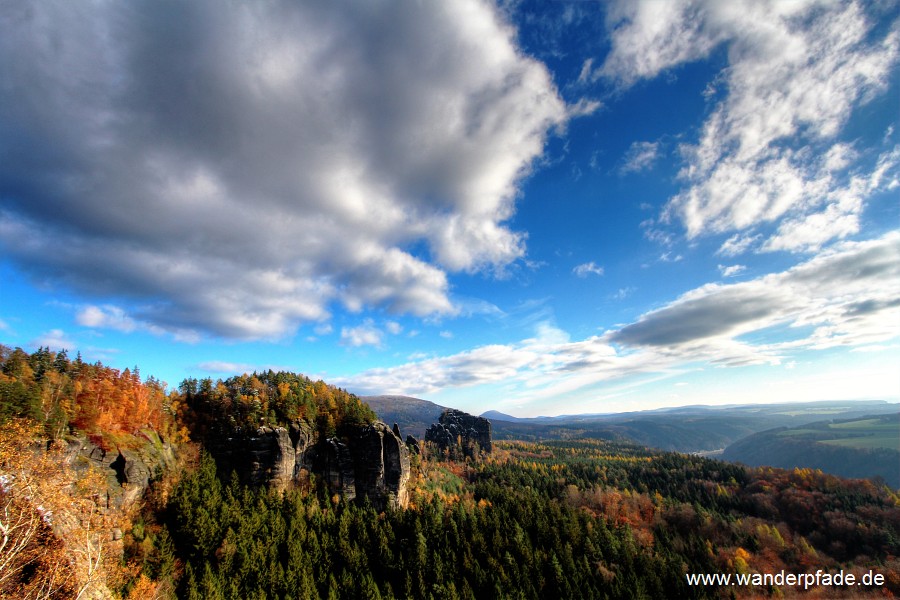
[1,0,899,417]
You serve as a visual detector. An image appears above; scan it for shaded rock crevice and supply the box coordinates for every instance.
[69,429,178,510]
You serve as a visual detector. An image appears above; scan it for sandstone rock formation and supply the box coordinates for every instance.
[346,422,410,510]
[213,419,410,510]
[406,434,420,455]
[315,437,356,501]
[69,429,178,510]
[424,409,492,458]
[239,421,315,488]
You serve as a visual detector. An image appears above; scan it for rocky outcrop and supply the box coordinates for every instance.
[347,422,410,510]
[239,421,315,488]
[425,409,492,458]
[69,429,178,510]
[214,419,410,510]
[315,437,357,501]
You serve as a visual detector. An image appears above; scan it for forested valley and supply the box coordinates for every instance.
[1,346,898,598]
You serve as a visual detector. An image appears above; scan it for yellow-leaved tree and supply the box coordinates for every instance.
[0,420,120,599]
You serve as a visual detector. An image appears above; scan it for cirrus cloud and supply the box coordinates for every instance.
[718,264,746,278]
[573,261,605,277]
[619,141,661,174]
[599,0,900,253]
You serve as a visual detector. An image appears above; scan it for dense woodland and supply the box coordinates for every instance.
[1,346,899,598]
[177,371,377,441]
[0,346,173,441]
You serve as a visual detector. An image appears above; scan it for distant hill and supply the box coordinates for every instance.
[480,410,521,422]
[489,400,900,452]
[483,411,764,450]
[366,396,900,454]
[722,413,900,488]
[360,395,448,440]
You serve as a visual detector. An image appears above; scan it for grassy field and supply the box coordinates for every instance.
[829,418,893,430]
[820,436,899,450]
[776,428,820,436]
[776,407,867,417]
[815,417,900,451]
[768,416,899,450]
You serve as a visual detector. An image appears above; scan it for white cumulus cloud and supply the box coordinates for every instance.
[197,361,256,375]
[340,320,384,349]
[0,0,577,340]
[76,305,139,333]
[30,329,76,352]
[339,232,900,403]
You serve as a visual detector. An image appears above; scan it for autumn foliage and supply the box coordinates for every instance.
[2,346,899,598]
[0,346,172,442]
[0,420,115,598]
[0,346,182,598]
[177,370,377,439]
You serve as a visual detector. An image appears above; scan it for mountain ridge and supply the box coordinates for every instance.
[364,394,899,456]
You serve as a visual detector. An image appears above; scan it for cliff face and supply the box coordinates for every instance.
[425,409,492,457]
[345,422,410,510]
[69,429,179,511]
[235,421,316,488]
[217,419,410,510]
